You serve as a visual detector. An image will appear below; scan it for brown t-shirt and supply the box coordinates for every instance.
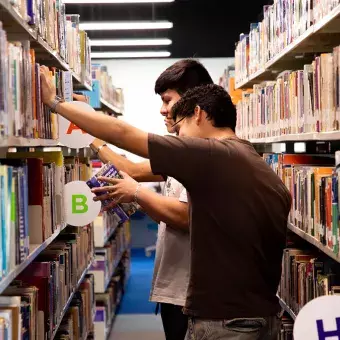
[148,134,292,319]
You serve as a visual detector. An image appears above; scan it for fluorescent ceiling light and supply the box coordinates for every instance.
[80,21,173,31]
[91,38,172,46]
[64,0,174,3]
[91,51,171,58]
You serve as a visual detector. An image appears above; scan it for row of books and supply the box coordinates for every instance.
[0,225,93,340]
[54,273,95,340]
[92,64,125,112]
[0,34,76,140]
[235,0,340,84]
[263,153,340,257]
[95,251,130,340]
[236,46,340,140]
[9,1,92,84]
[89,221,131,294]
[0,153,93,281]
[278,246,340,317]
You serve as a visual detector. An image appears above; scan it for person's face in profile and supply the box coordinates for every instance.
[160,89,181,134]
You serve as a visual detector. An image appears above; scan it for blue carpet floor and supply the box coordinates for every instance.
[119,248,157,314]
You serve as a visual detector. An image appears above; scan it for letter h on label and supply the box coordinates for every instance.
[317,318,340,339]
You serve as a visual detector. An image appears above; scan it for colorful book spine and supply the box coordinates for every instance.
[235,0,339,85]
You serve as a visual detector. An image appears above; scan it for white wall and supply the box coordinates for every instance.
[98,57,234,161]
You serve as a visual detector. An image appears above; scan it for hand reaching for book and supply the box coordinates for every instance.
[91,171,139,209]
[40,65,56,107]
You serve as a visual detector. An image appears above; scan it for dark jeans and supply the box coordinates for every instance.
[160,303,188,340]
[186,316,280,340]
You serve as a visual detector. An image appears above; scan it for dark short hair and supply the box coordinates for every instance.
[171,84,237,131]
[154,59,213,95]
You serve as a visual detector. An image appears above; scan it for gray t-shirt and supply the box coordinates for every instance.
[149,177,189,307]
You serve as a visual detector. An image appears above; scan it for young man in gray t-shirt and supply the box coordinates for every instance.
[81,60,214,340]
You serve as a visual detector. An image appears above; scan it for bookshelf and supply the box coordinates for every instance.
[235,4,340,89]
[0,223,67,294]
[234,0,340,327]
[0,1,100,338]
[0,0,91,92]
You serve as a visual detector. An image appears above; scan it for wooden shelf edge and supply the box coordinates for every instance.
[287,223,340,263]
[0,136,60,148]
[100,98,123,116]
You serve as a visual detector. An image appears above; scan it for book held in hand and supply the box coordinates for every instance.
[86,162,138,224]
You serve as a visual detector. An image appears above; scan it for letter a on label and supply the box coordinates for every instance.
[66,122,87,135]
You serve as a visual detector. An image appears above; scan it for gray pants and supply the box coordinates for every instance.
[186,316,280,340]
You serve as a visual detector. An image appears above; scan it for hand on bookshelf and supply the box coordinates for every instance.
[91,171,139,208]
[73,93,88,103]
[40,65,57,107]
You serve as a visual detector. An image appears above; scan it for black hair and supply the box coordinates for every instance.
[154,59,213,95]
[171,84,237,131]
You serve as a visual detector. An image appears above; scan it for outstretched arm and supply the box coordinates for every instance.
[92,171,189,231]
[91,139,164,182]
[41,66,149,158]
[72,93,163,182]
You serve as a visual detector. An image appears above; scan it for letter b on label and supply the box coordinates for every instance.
[72,194,89,214]
[65,181,101,226]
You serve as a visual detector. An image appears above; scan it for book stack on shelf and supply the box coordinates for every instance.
[236,47,340,142]
[54,273,96,340]
[235,0,340,88]
[0,224,94,339]
[89,216,131,339]
[234,0,340,327]
[0,0,92,145]
[78,63,124,116]
[218,66,242,105]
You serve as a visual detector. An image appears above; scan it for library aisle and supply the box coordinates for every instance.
[109,250,165,340]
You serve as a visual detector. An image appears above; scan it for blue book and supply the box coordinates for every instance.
[27,0,35,25]
[22,165,29,259]
[4,167,13,276]
[78,80,101,109]
[18,167,27,262]
[0,166,5,279]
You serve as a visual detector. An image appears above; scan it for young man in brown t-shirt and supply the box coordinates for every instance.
[40,72,292,339]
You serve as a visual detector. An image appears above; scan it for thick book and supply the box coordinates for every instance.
[87,162,138,224]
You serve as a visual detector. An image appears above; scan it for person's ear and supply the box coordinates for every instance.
[194,105,203,125]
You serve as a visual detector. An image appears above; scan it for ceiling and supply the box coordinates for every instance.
[66,0,271,58]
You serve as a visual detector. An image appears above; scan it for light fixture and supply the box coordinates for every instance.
[65,0,173,3]
[91,51,171,58]
[90,38,172,46]
[80,21,173,30]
